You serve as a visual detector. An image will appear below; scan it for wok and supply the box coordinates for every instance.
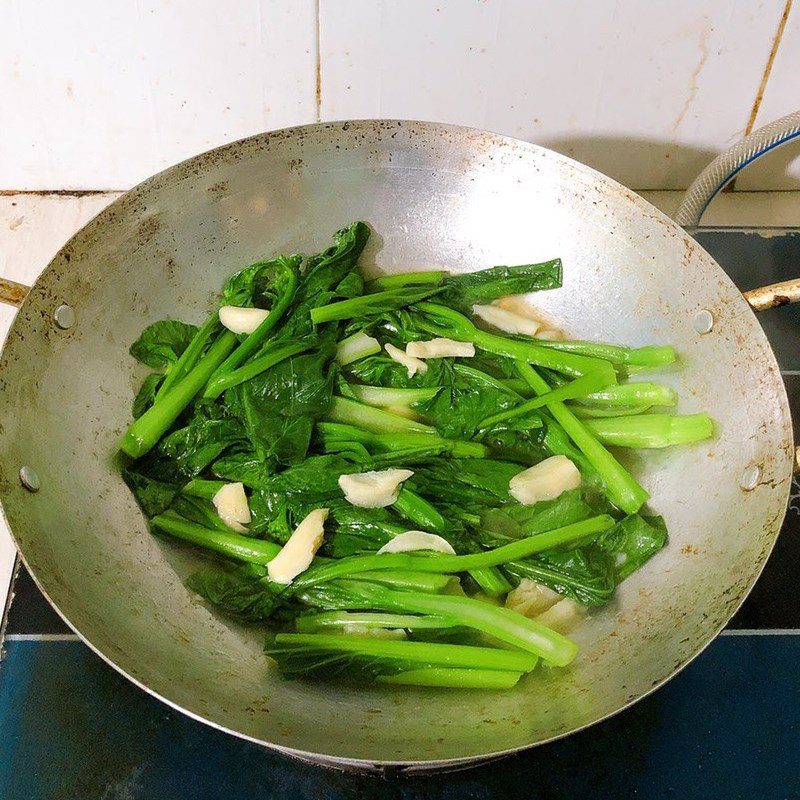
[0,120,796,772]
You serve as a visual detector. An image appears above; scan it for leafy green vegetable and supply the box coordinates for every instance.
[440,259,562,312]
[119,221,705,691]
[129,320,199,371]
[132,373,163,419]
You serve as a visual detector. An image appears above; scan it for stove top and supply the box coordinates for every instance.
[2,229,799,799]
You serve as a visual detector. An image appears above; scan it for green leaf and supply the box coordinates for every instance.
[159,413,246,479]
[132,373,164,419]
[122,468,181,517]
[226,347,336,465]
[596,513,668,580]
[186,563,285,622]
[441,259,562,313]
[222,254,302,308]
[129,320,199,371]
[212,451,273,489]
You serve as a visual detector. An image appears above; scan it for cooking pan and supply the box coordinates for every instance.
[0,120,797,772]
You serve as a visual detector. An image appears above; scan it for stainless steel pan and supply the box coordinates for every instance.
[0,120,796,772]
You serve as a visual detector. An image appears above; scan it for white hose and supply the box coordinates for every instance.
[674,110,800,227]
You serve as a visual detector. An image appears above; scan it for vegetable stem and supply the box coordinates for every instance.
[368,271,447,291]
[376,667,523,689]
[572,382,677,408]
[583,413,714,448]
[120,330,238,458]
[327,396,436,434]
[156,313,220,400]
[516,362,649,514]
[203,341,310,400]
[534,339,677,368]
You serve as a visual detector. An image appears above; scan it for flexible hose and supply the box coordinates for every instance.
[674,110,800,227]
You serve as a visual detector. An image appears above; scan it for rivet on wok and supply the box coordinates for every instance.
[693,309,714,334]
[740,464,760,491]
[54,304,75,329]
[19,466,41,492]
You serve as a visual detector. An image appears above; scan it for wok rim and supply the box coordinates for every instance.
[0,118,793,771]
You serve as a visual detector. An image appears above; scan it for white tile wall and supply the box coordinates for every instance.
[736,5,800,191]
[0,0,318,190]
[1,0,798,191]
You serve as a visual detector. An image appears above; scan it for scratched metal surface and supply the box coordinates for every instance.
[0,122,792,767]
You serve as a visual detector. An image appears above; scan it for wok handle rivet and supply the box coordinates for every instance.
[19,466,41,492]
[693,309,714,334]
[53,304,75,330]
[740,464,761,491]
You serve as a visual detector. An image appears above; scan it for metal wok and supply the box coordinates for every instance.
[0,120,795,772]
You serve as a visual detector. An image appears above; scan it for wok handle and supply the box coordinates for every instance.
[0,277,30,307]
[743,279,800,311]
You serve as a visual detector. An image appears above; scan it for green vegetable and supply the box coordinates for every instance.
[119,222,709,690]
[130,319,199,371]
[583,413,714,448]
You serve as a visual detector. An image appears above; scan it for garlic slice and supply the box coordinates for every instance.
[377,530,456,555]
[405,338,475,359]
[338,468,414,508]
[267,508,329,585]
[472,304,541,336]
[505,579,561,618]
[212,482,251,532]
[535,598,583,633]
[508,455,581,505]
[219,305,270,335]
[385,342,427,377]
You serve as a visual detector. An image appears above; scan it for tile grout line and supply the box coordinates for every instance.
[5,633,80,641]
[721,629,800,636]
[314,0,322,122]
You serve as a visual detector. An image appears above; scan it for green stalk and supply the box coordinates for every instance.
[295,611,455,633]
[391,488,508,595]
[335,331,381,365]
[376,667,523,689]
[311,286,441,325]
[392,488,447,532]
[120,330,237,458]
[270,632,540,672]
[206,266,299,387]
[316,423,487,458]
[571,404,652,419]
[572,382,677,408]
[584,413,714,448]
[367,270,447,291]
[327,396,436,434]
[156,313,220,400]
[294,516,614,587]
[468,567,513,597]
[152,512,280,564]
[153,513,450,594]
[479,371,612,429]
[517,362,649,514]
[338,586,578,665]
[534,339,677,367]
[203,341,309,400]
[415,303,617,384]
[347,384,440,407]
[357,571,452,593]
[183,478,226,500]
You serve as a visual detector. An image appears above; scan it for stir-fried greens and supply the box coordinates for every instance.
[119,222,713,690]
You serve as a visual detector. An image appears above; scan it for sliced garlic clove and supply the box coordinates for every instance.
[505,579,562,618]
[535,598,584,633]
[472,304,541,336]
[536,328,565,341]
[267,508,329,585]
[385,342,427,378]
[405,338,475,359]
[338,468,414,508]
[377,530,456,555]
[508,455,581,505]
[212,482,251,532]
[219,305,270,335]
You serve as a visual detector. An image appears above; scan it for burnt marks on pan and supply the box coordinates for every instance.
[136,214,161,244]
[206,180,229,199]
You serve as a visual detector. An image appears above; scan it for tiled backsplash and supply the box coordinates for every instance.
[1,0,798,191]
